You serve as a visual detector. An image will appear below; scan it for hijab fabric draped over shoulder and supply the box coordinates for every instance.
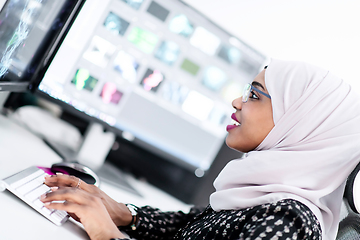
[210,59,360,240]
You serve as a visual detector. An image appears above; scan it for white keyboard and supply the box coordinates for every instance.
[2,166,69,226]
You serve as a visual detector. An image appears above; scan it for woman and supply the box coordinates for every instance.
[41,59,360,240]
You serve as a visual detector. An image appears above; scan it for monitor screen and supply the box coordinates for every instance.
[0,0,83,92]
[36,0,266,173]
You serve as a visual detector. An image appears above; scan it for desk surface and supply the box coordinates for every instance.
[0,115,190,239]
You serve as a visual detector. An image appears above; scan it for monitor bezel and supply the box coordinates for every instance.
[0,0,86,92]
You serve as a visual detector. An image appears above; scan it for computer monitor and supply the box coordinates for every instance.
[32,0,266,176]
[0,0,84,92]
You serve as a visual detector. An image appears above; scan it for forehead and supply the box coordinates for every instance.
[252,70,267,91]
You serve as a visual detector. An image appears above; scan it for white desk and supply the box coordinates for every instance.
[0,115,191,239]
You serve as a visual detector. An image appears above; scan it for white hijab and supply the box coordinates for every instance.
[210,59,360,240]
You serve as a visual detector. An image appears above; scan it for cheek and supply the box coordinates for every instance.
[258,108,275,136]
[225,126,260,152]
[225,107,274,152]
[250,113,274,144]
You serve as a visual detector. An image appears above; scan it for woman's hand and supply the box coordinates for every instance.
[40,186,125,240]
[44,174,133,227]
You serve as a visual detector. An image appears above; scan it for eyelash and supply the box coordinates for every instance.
[249,90,259,100]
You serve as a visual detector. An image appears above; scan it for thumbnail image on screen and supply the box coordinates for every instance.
[113,50,139,83]
[71,68,98,91]
[218,45,242,65]
[127,27,158,54]
[154,40,180,66]
[189,27,221,56]
[83,36,116,68]
[182,90,214,121]
[146,1,170,22]
[162,81,189,105]
[104,12,130,36]
[100,82,123,104]
[169,14,194,38]
[201,66,227,92]
[140,68,164,92]
[180,58,200,76]
[120,0,144,10]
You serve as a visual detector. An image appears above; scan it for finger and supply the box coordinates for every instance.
[68,212,80,222]
[44,173,74,187]
[44,174,85,189]
[41,187,93,205]
[44,200,83,214]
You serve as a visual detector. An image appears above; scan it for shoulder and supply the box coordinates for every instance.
[238,199,322,239]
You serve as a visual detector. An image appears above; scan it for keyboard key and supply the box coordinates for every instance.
[9,168,44,189]
[25,184,50,201]
[51,210,68,221]
[41,206,53,215]
[16,174,46,195]
[33,199,44,208]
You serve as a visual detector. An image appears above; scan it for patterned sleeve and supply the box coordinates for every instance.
[239,199,322,240]
[120,205,205,240]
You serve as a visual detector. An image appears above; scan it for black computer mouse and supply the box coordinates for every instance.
[50,162,100,187]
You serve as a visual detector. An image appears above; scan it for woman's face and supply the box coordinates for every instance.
[226,69,275,152]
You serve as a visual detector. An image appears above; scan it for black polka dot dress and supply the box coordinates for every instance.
[120,199,322,240]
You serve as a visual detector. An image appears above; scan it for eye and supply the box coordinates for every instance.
[249,90,259,100]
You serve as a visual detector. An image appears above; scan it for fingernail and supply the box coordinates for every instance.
[40,194,46,200]
[56,172,63,175]
[44,202,50,206]
[51,187,58,191]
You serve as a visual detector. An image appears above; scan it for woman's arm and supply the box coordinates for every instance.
[41,186,126,240]
[120,205,205,240]
[239,199,322,239]
[44,173,133,227]
[43,173,205,240]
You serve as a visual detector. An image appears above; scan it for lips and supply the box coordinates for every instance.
[226,113,241,132]
[231,113,239,122]
[226,125,238,131]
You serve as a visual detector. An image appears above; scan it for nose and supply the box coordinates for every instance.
[232,96,243,110]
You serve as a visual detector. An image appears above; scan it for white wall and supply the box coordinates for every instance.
[184,0,360,93]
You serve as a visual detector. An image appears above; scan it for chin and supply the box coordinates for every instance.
[225,139,245,153]
[225,137,256,153]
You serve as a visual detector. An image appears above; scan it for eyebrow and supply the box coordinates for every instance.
[251,81,265,91]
